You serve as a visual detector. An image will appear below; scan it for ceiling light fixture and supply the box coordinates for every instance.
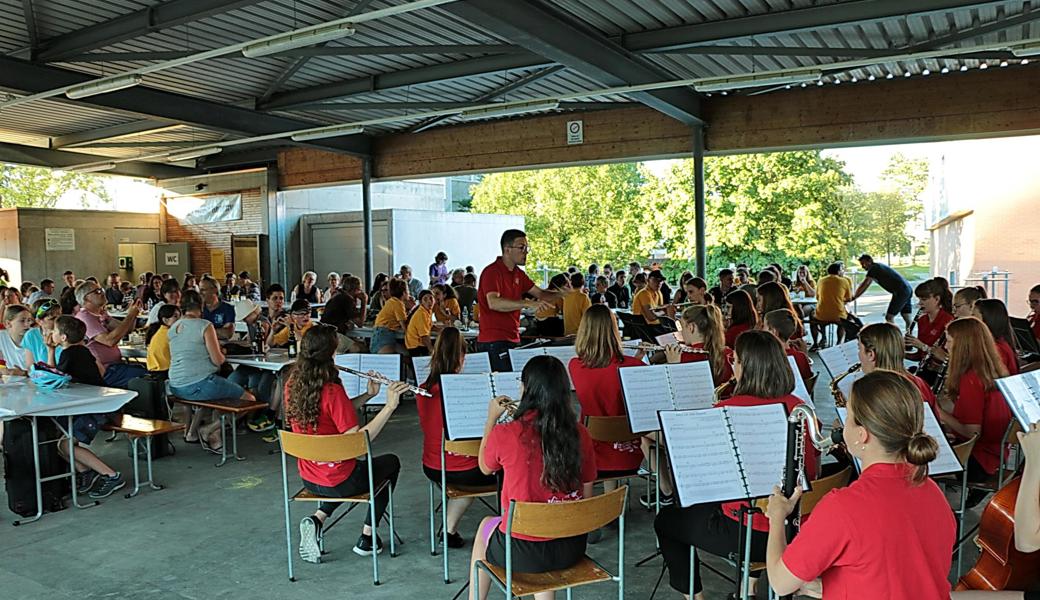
[458,99,560,121]
[65,74,143,99]
[1010,42,1040,57]
[694,70,822,92]
[242,23,356,58]
[290,124,365,142]
[67,162,117,173]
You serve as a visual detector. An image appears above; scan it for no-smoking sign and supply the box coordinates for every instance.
[566,120,584,145]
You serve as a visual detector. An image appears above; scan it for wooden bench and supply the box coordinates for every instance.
[170,397,267,467]
[102,415,186,498]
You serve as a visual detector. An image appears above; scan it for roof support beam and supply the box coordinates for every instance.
[33,0,263,62]
[0,141,198,178]
[443,0,702,124]
[0,56,370,157]
[59,45,523,63]
[50,119,181,149]
[21,0,38,50]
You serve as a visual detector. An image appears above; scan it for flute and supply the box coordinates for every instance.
[335,365,432,397]
[634,342,710,354]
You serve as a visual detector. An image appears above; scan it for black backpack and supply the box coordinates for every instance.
[123,375,176,459]
[3,417,68,517]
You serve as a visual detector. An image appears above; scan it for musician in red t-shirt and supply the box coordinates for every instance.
[1029,284,1040,341]
[724,289,758,348]
[470,356,597,599]
[905,278,954,364]
[765,371,955,600]
[762,309,812,382]
[665,304,734,385]
[973,299,1021,376]
[284,324,409,563]
[418,327,497,550]
[654,331,814,599]
[858,323,936,414]
[476,229,561,372]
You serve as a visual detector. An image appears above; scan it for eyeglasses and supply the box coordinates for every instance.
[291,311,310,317]
[507,245,530,253]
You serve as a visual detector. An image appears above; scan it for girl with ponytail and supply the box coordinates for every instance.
[666,304,734,385]
[470,355,597,600]
[765,370,955,599]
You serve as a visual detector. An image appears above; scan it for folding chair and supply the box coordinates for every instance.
[585,416,642,488]
[278,430,397,585]
[474,486,628,600]
[944,433,978,574]
[428,438,498,584]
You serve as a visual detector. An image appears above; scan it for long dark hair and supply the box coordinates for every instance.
[369,272,389,297]
[145,304,180,345]
[973,298,1016,350]
[426,327,465,388]
[513,356,583,494]
[726,289,758,328]
[285,324,341,430]
[733,329,795,398]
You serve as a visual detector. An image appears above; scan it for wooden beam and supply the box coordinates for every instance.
[277,148,363,188]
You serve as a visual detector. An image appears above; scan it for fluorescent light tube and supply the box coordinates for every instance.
[65,74,143,99]
[695,70,822,92]
[1010,42,1040,58]
[166,147,223,162]
[290,124,365,142]
[242,23,357,58]
[459,100,560,121]
[67,162,116,173]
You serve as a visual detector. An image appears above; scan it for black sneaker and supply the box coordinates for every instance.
[445,531,465,549]
[76,470,100,494]
[352,533,383,557]
[638,492,674,509]
[89,472,126,499]
[299,516,322,564]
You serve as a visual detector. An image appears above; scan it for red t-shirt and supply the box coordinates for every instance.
[287,382,359,487]
[416,382,480,472]
[995,339,1019,375]
[568,355,645,472]
[483,411,598,541]
[717,393,819,532]
[679,342,734,385]
[783,463,954,599]
[477,257,535,344]
[951,370,1012,474]
[724,322,751,348]
[909,374,938,417]
[786,347,812,381]
[908,310,953,361]
[1030,313,1040,341]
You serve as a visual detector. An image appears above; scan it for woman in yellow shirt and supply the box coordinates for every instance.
[405,290,436,356]
[146,304,180,376]
[371,278,409,354]
[431,284,461,324]
[562,272,592,336]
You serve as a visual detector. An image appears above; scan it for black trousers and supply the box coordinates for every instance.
[422,464,497,488]
[654,503,768,595]
[303,454,400,526]
[475,340,518,372]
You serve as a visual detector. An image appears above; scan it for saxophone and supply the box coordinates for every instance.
[712,378,736,405]
[829,363,861,408]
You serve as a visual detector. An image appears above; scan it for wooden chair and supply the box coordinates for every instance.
[473,486,627,600]
[170,396,267,466]
[428,437,498,584]
[278,430,397,585]
[585,416,642,485]
[101,414,186,498]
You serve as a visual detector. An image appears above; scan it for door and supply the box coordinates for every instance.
[154,242,190,281]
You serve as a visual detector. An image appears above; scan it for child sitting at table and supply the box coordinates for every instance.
[52,315,126,499]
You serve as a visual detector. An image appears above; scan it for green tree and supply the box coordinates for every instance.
[879,152,929,264]
[469,163,648,269]
[880,153,929,200]
[0,164,112,208]
[864,190,920,263]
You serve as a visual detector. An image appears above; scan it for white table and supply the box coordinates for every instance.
[791,298,818,306]
[225,349,295,371]
[351,325,482,341]
[0,382,137,525]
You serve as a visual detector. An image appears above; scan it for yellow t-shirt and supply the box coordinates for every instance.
[146,325,170,372]
[374,296,408,330]
[273,320,314,347]
[405,306,434,349]
[815,275,851,321]
[562,290,591,336]
[434,298,460,323]
[632,288,663,325]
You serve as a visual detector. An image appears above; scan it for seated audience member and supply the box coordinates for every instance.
[52,316,127,499]
[370,279,409,355]
[287,324,406,562]
[22,299,62,367]
[321,276,367,353]
[450,268,466,288]
[400,265,423,299]
[147,278,182,325]
[199,277,235,340]
[59,270,76,296]
[146,304,179,378]
[608,271,631,309]
[455,273,479,316]
[104,273,123,307]
[813,262,859,348]
[589,275,618,308]
[168,290,256,453]
[292,271,321,304]
[763,309,812,381]
[469,356,598,600]
[236,271,262,302]
[0,305,33,375]
[269,299,315,350]
[404,290,436,357]
[323,272,341,303]
[709,269,736,306]
[264,284,288,323]
[431,283,461,324]
[563,272,592,336]
[220,272,238,301]
[368,274,390,317]
[74,281,146,388]
[26,278,56,305]
[141,275,164,311]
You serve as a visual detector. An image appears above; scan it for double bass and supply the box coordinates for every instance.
[955,477,1040,591]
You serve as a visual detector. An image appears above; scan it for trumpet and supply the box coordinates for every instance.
[634,342,710,354]
[712,378,736,404]
[496,396,519,424]
[335,365,432,397]
[829,362,861,408]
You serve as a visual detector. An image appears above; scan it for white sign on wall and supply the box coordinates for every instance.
[45,228,75,251]
[566,120,584,145]
[164,252,180,266]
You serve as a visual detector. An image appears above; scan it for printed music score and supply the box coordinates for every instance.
[835,404,962,476]
[411,352,492,388]
[619,361,715,433]
[659,404,789,508]
[440,372,523,440]
[788,356,815,409]
[333,354,401,405]
[817,341,860,378]
[508,345,578,388]
[995,371,1040,428]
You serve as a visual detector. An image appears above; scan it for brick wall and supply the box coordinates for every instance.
[163,188,263,276]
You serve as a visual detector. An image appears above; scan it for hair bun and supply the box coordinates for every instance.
[905,431,939,466]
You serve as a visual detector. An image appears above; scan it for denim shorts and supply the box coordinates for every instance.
[369,327,399,354]
[887,285,914,317]
[73,413,112,444]
[170,373,245,402]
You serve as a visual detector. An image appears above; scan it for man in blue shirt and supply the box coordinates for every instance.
[199,277,235,339]
[852,254,914,330]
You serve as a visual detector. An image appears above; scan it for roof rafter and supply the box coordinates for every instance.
[50,120,182,149]
[0,141,198,178]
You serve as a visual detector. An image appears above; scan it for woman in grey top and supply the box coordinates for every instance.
[168,290,255,453]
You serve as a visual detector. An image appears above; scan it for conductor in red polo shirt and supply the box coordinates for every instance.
[477,229,560,371]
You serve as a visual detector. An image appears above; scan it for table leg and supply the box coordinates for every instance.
[66,416,98,510]
[146,437,163,491]
[215,414,229,467]
[12,417,44,526]
[126,437,143,498]
[232,414,245,462]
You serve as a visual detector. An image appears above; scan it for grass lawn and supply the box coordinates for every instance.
[892,263,931,282]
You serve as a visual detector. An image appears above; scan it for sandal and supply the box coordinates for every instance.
[199,435,223,455]
[183,435,200,444]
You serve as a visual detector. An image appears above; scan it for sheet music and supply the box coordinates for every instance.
[491,371,522,402]
[441,373,495,440]
[726,404,791,497]
[412,351,493,389]
[412,355,433,388]
[995,371,1040,428]
[666,362,717,411]
[837,370,863,401]
[836,404,961,476]
[507,347,543,374]
[619,364,675,433]
[508,346,577,388]
[655,332,680,346]
[621,346,651,364]
[334,354,400,405]
[788,356,814,409]
[817,341,858,378]
[659,409,747,507]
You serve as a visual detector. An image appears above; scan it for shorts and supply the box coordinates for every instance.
[170,373,245,402]
[370,327,399,354]
[482,516,587,573]
[887,285,914,318]
[73,413,112,444]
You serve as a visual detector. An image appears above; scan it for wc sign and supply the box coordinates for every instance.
[566,120,584,145]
